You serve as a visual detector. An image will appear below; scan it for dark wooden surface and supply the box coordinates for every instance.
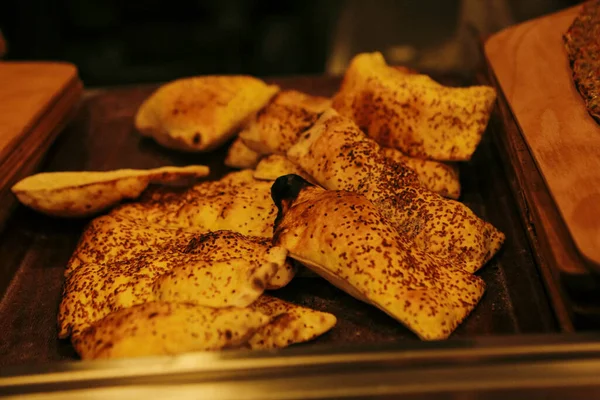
[0,76,560,368]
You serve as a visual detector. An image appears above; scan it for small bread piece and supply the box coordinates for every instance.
[248,295,336,349]
[225,137,262,169]
[11,165,209,218]
[271,176,485,340]
[135,76,279,152]
[72,302,271,360]
[59,230,289,338]
[287,110,504,273]
[253,155,314,183]
[332,52,496,161]
[239,90,331,155]
[382,148,460,199]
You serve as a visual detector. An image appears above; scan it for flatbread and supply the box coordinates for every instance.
[382,148,460,199]
[247,295,336,349]
[239,90,331,155]
[287,110,504,273]
[135,76,279,152]
[564,0,600,123]
[332,52,496,161]
[65,213,201,277]
[271,175,485,340]
[176,171,278,238]
[225,137,262,169]
[153,230,295,294]
[72,302,271,359]
[110,170,278,238]
[253,155,314,183]
[59,230,291,338]
[11,165,209,218]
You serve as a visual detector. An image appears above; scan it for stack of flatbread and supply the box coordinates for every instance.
[12,52,503,359]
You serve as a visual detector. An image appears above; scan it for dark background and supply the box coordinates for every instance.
[0,0,583,86]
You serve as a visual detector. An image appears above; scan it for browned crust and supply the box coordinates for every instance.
[564,0,600,123]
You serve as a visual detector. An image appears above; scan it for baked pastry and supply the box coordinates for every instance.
[271,175,485,340]
[239,90,331,155]
[176,172,277,238]
[72,302,271,359]
[11,165,209,217]
[65,213,201,277]
[153,230,295,293]
[248,295,337,349]
[287,110,504,273]
[224,137,262,169]
[382,148,460,199]
[253,155,314,183]
[111,170,278,238]
[332,52,496,161]
[59,230,291,338]
[135,76,279,152]
[564,0,600,123]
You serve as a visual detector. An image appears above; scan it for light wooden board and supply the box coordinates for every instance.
[0,62,82,229]
[0,62,78,159]
[485,5,600,269]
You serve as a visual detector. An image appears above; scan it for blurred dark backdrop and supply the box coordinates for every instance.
[0,0,583,86]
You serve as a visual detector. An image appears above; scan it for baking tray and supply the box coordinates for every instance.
[0,76,562,367]
[3,334,600,399]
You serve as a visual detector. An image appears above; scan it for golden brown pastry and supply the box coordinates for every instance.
[332,52,496,161]
[287,110,504,273]
[65,213,201,277]
[271,175,485,340]
[382,148,460,199]
[176,171,277,238]
[111,170,278,238]
[72,302,271,359]
[11,165,209,218]
[239,90,331,155]
[59,230,291,338]
[253,155,314,183]
[224,137,262,169]
[247,295,337,349]
[135,76,279,152]
[153,230,295,293]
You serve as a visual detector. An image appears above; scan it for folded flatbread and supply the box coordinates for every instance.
[225,137,262,169]
[287,110,504,273]
[65,213,200,277]
[12,165,209,218]
[271,175,485,340]
[253,155,314,183]
[59,230,291,338]
[110,170,278,238]
[247,295,337,349]
[239,90,331,155]
[382,148,460,199]
[72,302,271,359]
[135,76,279,152]
[332,52,496,161]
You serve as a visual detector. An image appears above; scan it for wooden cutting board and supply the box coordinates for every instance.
[0,62,82,230]
[485,5,600,272]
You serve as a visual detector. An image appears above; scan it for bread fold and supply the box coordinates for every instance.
[332,52,496,161]
[287,110,504,273]
[271,175,485,340]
